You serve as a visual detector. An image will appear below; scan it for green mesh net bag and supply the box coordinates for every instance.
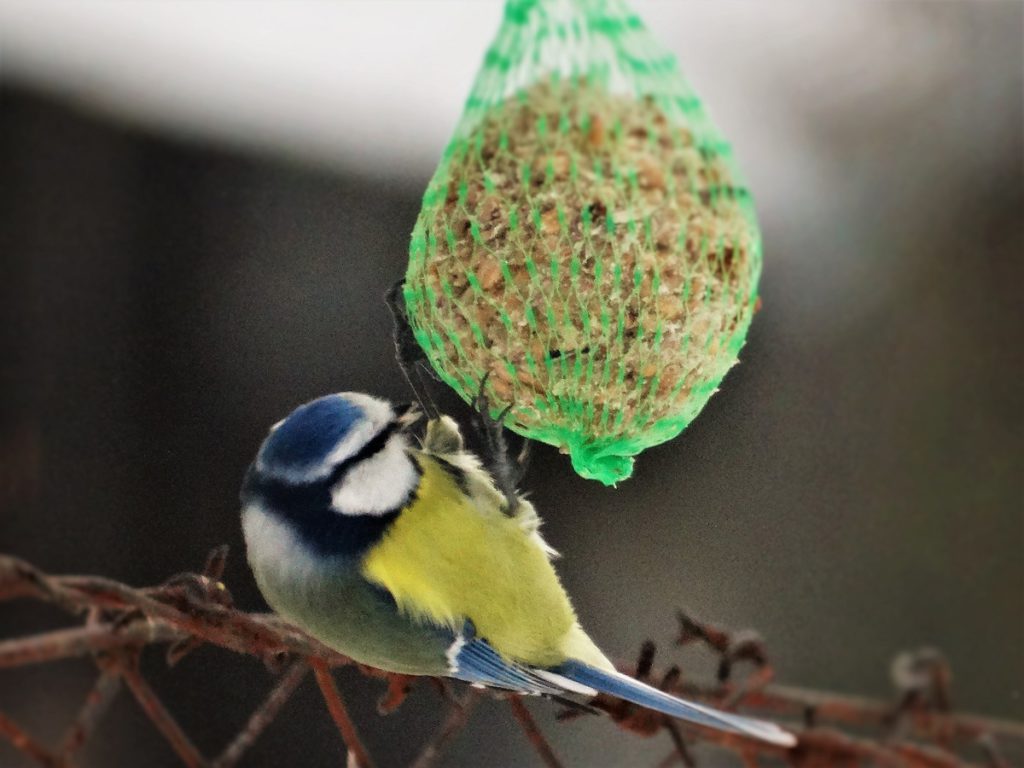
[404,0,760,485]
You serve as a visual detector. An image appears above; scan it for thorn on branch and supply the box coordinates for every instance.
[377,674,416,715]
[890,648,952,709]
[977,732,1010,768]
[661,666,682,693]
[636,640,657,681]
[889,648,955,745]
[0,556,84,616]
[202,546,229,582]
[676,609,730,654]
[154,546,236,664]
[605,642,675,737]
[166,636,205,667]
[717,629,769,684]
[675,610,775,710]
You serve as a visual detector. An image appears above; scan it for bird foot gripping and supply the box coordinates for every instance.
[469,375,531,515]
[386,281,531,515]
[385,279,439,421]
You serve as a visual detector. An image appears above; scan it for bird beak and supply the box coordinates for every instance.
[395,403,423,429]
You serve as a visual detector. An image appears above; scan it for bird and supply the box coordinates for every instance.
[240,391,796,748]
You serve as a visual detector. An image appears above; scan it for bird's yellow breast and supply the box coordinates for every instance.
[360,455,577,666]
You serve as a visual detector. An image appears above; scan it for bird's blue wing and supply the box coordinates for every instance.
[445,621,589,696]
[443,624,796,748]
[450,637,559,693]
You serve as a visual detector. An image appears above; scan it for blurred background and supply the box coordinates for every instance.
[1,1,1021,766]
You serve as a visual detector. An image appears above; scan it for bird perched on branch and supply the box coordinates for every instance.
[240,392,795,747]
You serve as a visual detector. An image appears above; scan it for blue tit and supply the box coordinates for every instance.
[240,393,795,747]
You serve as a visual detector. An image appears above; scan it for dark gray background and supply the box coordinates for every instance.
[1,2,1021,766]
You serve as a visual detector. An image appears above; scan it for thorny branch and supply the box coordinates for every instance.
[0,551,1021,767]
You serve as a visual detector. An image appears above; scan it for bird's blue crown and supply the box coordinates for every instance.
[257,395,366,480]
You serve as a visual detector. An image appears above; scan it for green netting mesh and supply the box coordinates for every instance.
[404,0,760,485]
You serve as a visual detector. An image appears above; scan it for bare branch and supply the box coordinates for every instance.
[214,662,308,768]
[0,711,58,768]
[311,657,376,768]
[0,621,182,668]
[121,658,210,768]
[1,552,1021,768]
[661,720,696,768]
[58,669,122,760]
[411,689,480,768]
[509,696,564,768]
[978,733,1011,768]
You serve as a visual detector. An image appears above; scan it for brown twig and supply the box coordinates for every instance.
[410,689,480,768]
[0,620,183,668]
[978,732,1011,768]
[121,656,210,768]
[0,711,57,768]
[311,657,376,768]
[1,552,1021,768]
[661,720,696,768]
[57,669,122,760]
[671,610,1024,743]
[377,673,416,715]
[214,661,309,768]
[601,622,1014,768]
[509,696,564,768]
[660,677,1024,746]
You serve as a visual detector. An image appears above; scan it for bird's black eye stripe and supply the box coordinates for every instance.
[325,418,400,485]
[239,417,411,559]
[434,457,470,496]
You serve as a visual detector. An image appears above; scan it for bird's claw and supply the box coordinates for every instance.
[470,375,530,515]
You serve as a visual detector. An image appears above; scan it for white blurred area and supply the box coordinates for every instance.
[0,1,1018,322]
[0,2,975,178]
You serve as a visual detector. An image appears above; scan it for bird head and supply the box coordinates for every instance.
[255,393,408,483]
[241,393,421,561]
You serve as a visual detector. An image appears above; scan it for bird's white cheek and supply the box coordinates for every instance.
[331,438,418,516]
[241,503,321,586]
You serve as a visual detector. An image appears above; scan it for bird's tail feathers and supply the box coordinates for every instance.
[553,660,797,748]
